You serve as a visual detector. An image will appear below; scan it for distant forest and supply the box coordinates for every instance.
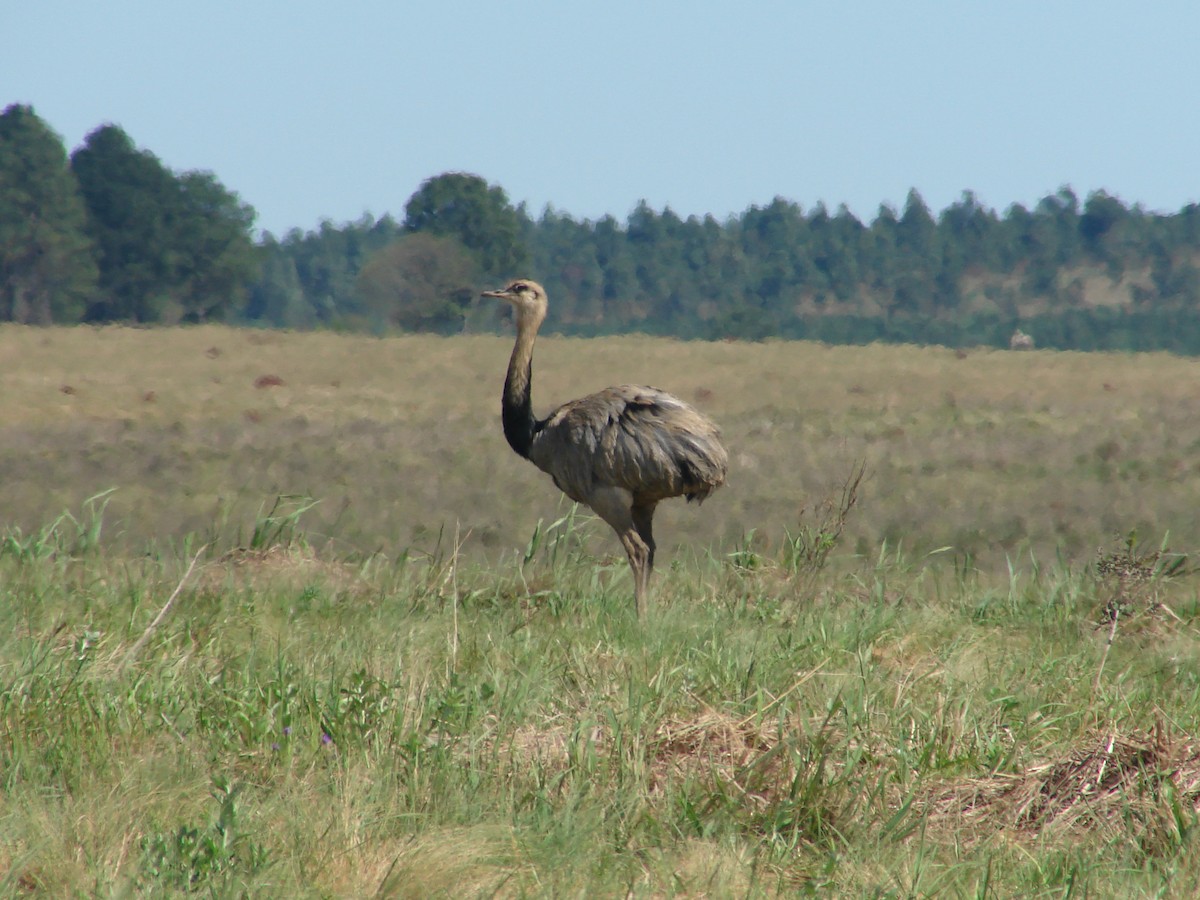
[6,103,1200,351]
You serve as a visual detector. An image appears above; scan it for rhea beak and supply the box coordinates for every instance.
[480,288,511,300]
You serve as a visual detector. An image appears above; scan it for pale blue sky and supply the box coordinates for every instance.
[7,2,1199,236]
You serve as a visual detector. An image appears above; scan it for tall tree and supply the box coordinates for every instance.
[592,214,638,313]
[1079,190,1129,255]
[71,125,257,322]
[403,173,527,276]
[71,124,181,321]
[939,191,1000,270]
[893,189,941,314]
[172,171,257,322]
[897,188,938,261]
[245,237,312,328]
[0,104,97,323]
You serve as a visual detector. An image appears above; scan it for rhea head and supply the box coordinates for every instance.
[481,279,548,328]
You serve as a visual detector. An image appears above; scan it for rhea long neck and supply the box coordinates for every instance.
[502,309,543,459]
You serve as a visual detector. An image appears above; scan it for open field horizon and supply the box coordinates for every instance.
[1,324,1198,573]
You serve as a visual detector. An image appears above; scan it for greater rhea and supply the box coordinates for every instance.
[483,279,727,616]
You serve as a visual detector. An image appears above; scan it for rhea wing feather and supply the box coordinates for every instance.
[529,385,727,505]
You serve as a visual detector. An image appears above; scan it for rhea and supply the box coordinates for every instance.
[482,279,728,617]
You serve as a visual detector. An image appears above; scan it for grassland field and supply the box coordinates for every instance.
[2,324,1200,896]
[2,324,1199,566]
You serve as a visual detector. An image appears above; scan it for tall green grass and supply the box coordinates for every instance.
[2,495,1198,896]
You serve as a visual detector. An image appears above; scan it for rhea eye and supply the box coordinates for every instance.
[514,283,527,293]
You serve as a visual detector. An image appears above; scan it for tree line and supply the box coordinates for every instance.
[1,105,256,325]
[5,103,1200,351]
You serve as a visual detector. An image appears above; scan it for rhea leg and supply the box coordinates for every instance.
[632,501,657,574]
[631,503,658,617]
[586,487,651,617]
[622,531,651,618]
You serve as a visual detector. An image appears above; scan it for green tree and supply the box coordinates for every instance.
[1080,190,1132,278]
[71,126,257,323]
[897,188,939,264]
[71,124,182,321]
[626,201,693,323]
[1036,187,1082,265]
[593,214,638,316]
[171,171,257,322]
[939,191,1000,270]
[1079,189,1129,260]
[0,104,97,323]
[244,237,313,328]
[260,214,403,326]
[528,207,605,327]
[356,232,475,333]
[403,173,526,276]
[867,204,901,304]
[889,189,942,314]
[686,214,746,331]
[229,174,1200,351]
[816,205,866,302]
[740,198,813,303]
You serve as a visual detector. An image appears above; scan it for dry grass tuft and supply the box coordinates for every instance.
[495,716,606,771]
[648,708,790,811]
[365,825,526,899]
[652,710,772,782]
[492,707,794,809]
[1093,534,1189,626]
[925,726,1200,844]
[197,544,362,594]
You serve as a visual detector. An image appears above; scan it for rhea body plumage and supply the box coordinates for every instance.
[482,279,728,616]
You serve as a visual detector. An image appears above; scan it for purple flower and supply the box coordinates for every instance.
[282,726,292,736]
[271,742,280,751]
[321,733,333,746]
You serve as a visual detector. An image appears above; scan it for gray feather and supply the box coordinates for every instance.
[530,385,727,505]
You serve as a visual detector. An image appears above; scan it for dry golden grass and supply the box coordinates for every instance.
[925,725,1200,848]
[2,323,1199,573]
